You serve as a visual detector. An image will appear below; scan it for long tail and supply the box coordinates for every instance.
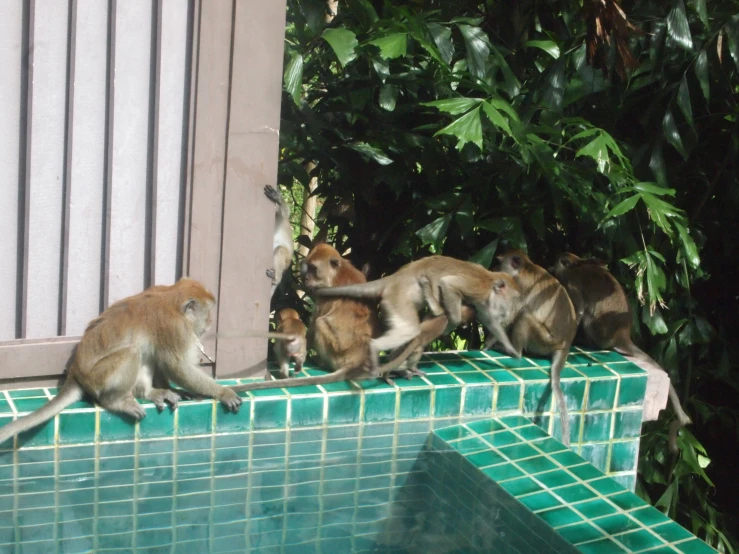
[230,366,354,392]
[615,340,692,453]
[0,381,84,446]
[376,335,425,376]
[550,347,571,448]
[313,278,388,299]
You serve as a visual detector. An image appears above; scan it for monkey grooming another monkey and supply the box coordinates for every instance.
[265,184,294,297]
[497,250,577,447]
[313,256,521,376]
[0,279,242,446]
[550,252,692,452]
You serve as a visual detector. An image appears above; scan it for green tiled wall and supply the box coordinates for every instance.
[433,416,717,554]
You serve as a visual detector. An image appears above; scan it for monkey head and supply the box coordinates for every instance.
[549,252,582,276]
[301,243,351,291]
[174,278,216,336]
[496,249,531,277]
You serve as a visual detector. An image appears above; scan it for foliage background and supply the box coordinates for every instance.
[275,0,739,549]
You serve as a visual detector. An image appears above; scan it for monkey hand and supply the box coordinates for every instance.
[264,184,281,204]
[218,388,243,413]
[266,268,276,280]
[147,389,181,412]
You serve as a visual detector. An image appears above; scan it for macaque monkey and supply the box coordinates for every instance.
[313,256,521,375]
[497,250,577,447]
[550,252,691,452]
[0,279,242,445]
[271,308,307,378]
[265,184,294,296]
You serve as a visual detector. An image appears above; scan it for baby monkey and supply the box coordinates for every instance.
[271,308,307,378]
[497,250,578,447]
[265,184,294,297]
[0,279,242,446]
[550,252,691,452]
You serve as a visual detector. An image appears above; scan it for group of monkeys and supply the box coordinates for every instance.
[0,186,691,453]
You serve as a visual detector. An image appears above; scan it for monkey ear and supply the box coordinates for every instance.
[182,298,198,314]
[561,257,571,267]
[511,255,522,269]
[496,255,504,262]
[493,279,506,292]
[329,257,341,269]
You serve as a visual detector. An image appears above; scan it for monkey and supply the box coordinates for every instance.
[550,252,691,453]
[271,308,307,378]
[265,184,294,297]
[312,255,522,376]
[0,279,242,446]
[496,250,578,448]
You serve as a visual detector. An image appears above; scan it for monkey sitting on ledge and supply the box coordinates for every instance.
[0,278,242,446]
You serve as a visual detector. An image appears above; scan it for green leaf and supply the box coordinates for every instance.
[632,182,676,197]
[644,251,667,309]
[694,50,710,102]
[674,221,701,268]
[427,23,454,65]
[540,59,566,111]
[455,198,475,238]
[457,24,490,80]
[576,134,610,173]
[662,110,687,158]
[346,0,379,29]
[490,45,521,98]
[481,101,513,136]
[525,40,560,59]
[422,98,483,115]
[379,85,398,111]
[368,33,408,60]
[676,75,695,131]
[641,192,675,234]
[690,0,709,29]
[642,305,669,335]
[468,239,500,268]
[488,97,520,122]
[322,28,359,66]
[433,106,483,151]
[372,57,390,82]
[283,52,304,105]
[346,142,393,165]
[605,194,640,219]
[666,0,694,51]
[416,214,452,249]
[727,15,739,71]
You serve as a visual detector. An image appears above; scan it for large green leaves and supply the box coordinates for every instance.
[368,33,408,59]
[283,52,303,105]
[322,28,358,66]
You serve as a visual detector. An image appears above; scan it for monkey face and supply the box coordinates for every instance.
[302,244,343,291]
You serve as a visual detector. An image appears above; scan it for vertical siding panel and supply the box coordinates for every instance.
[107,0,154,303]
[153,0,189,286]
[0,5,24,340]
[24,0,70,338]
[65,0,108,334]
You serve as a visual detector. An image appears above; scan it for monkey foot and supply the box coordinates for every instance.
[402,368,426,380]
[148,389,181,412]
[381,375,396,386]
[219,389,243,413]
[266,268,276,280]
[264,184,280,204]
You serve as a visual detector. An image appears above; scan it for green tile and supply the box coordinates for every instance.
[638,548,680,554]
[652,521,693,542]
[593,514,641,535]
[562,379,587,411]
[551,449,585,468]
[320,380,355,393]
[453,437,488,454]
[523,382,551,412]
[58,411,96,444]
[589,351,629,364]
[610,440,639,473]
[576,538,629,554]
[12,397,52,412]
[583,413,613,442]
[438,359,475,372]
[0,399,10,415]
[607,361,646,375]
[434,425,470,442]
[433,386,462,417]
[253,398,288,429]
[609,491,648,511]
[629,506,671,527]
[574,498,619,519]
[535,437,568,454]
[580,443,609,472]
[248,387,288,398]
[327,394,361,424]
[513,369,549,381]
[290,396,325,427]
[486,370,519,383]
[215,400,251,433]
[176,403,213,436]
[459,350,489,360]
[555,483,597,503]
[454,372,492,384]
[580,365,618,378]
[482,463,524,482]
[552,414,580,445]
[363,390,397,422]
[424,373,461,386]
[614,410,642,439]
[517,456,558,475]
[568,352,597,365]
[538,506,583,527]
[496,357,539,370]
[398,387,431,419]
[516,424,549,441]
[569,463,604,481]
[498,415,532,428]
[465,449,506,468]
[589,477,625,496]
[462,385,493,415]
[617,376,648,406]
[466,419,505,434]
[615,529,666,552]
[18,418,54,447]
[499,477,543,497]
[495,383,521,410]
[674,538,719,553]
[587,379,618,410]
[498,443,538,461]
[612,474,636,491]
[7,389,47,399]
[536,469,577,489]
[557,522,605,544]
[483,430,519,448]
[519,490,561,512]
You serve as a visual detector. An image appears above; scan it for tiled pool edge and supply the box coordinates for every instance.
[431,416,717,554]
[1,347,647,487]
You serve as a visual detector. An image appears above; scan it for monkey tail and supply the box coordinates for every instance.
[229,367,353,392]
[313,279,388,299]
[550,347,571,448]
[614,340,691,453]
[0,380,84,446]
[375,336,424,376]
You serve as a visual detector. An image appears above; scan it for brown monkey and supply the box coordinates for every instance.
[313,256,521,374]
[272,308,307,378]
[550,252,691,452]
[497,250,577,447]
[0,279,241,445]
[265,184,294,297]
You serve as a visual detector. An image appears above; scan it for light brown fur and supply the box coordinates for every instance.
[551,252,691,452]
[0,278,242,446]
[272,308,307,378]
[498,250,577,447]
[265,184,294,297]
[314,255,522,374]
